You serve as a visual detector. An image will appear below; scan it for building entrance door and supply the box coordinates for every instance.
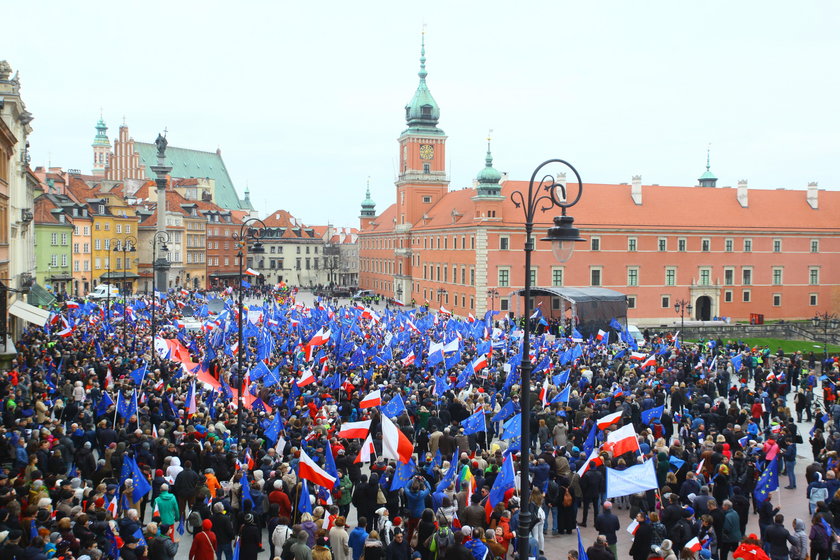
[695,296,712,321]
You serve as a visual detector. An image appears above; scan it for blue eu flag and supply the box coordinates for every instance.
[753,457,779,503]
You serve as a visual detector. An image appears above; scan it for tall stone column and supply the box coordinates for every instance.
[150,133,171,291]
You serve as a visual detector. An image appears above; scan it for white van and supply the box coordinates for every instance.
[87,284,119,300]
[627,324,645,344]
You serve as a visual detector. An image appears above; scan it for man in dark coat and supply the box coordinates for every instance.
[764,514,798,560]
[629,513,653,560]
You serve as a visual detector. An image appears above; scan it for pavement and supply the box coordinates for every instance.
[169,291,815,560]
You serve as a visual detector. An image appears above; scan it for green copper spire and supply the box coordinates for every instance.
[404,32,443,135]
[360,177,376,217]
[698,145,717,187]
[92,115,110,147]
[475,133,503,197]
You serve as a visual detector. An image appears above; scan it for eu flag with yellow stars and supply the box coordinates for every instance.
[753,457,779,503]
[127,456,152,502]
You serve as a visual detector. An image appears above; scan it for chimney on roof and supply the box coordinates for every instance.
[807,181,819,209]
[737,179,748,207]
[631,175,642,205]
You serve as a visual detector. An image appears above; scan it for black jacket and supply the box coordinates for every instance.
[212,512,236,545]
[764,522,797,559]
[629,522,653,560]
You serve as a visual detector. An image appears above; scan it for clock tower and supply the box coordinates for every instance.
[396,33,448,227]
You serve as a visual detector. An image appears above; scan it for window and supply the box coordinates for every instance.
[661,295,671,308]
[678,238,687,252]
[95,258,101,270]
[699,267,711,286]
[724,290,733,303]
[724,267,734,286]
[590,237,600,251]
[743,290,751,302]
[725,238,733,252]
[773,239,782,252]
[51,233,57,246]
[810,293,818,306]
[423,163,430,174]
[116,258,122,270]
[461,267,466,285]
[665,267,676,286]
[658,238,667,251]
[116,224,122,234]
[498,268,510,287]
[104,239,110,250]
[627,267,639,286]
[61,254,68,267]
[701,238,710,252]
[772,267,783,285]
[84,226,89,236]
[626,296,636,309]
[551,267,563,287]
[83,243,89,253]
[95,239,101,250]
[743,239,752,252]
[422,196,432,203]
[773,294,782,307]
[627,237,637,252]
[104,222,110,231]
[809,267,820,285]
[95,223,100,231]
[811,240,820,253]
[126,225,131,234]
[470,268,475,286]
[61,233,68,245]
[500,298,509,311]
[73,260,79,272]
[742,268,752,285]
[529,268,537,285]
[590,267,602,287]
[499,236,509,250]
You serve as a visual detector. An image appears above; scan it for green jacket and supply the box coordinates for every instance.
[338,476,353,506]
[721,508,742,544]
[154,490,179,526]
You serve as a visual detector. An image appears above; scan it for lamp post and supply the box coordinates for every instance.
[112,235,137,349]
[233,218,267,442]
[674,299,692,344]
[105,247,113,325]
[436,288,447,308]
[812,312,840,360]
[487,288,499,316]
[150,232,170,365]
[511,159,584,560]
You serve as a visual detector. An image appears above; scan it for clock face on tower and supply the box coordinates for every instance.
[419,144,434,160]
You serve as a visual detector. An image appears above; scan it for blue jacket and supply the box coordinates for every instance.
[404,480,431,518]
[348,527,368,560]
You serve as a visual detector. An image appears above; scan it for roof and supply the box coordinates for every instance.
[518,286,628,303]
[133,142,245,210]
[363,181,840,234]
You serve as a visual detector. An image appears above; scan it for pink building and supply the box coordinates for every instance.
[359,41,840,323]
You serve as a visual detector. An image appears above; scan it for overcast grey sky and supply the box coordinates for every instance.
[4,1,839,226]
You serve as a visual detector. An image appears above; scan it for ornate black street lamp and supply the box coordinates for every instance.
[674,299,693,345]
[150,232,170,365]
[511,159,584,560]
[233,218,267,441]
[812,312,840,360]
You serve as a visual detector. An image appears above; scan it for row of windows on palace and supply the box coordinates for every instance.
[367,275,826,314]
[362,234,823,254]
[361,258,823,290]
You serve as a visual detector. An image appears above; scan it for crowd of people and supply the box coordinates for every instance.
[0,286,838,560]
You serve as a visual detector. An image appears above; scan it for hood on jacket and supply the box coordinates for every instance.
[158,491,176,501]
[794,519,806,532]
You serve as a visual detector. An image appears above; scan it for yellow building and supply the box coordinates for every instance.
[67,178,139,294]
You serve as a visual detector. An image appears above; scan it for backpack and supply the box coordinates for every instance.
[280,536,296,560]
[433,527,455,559]
[187,509,202,529]
[562,486,573,507]
[809,485,829,506]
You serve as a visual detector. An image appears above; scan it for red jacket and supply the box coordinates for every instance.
[189,530,217,560]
